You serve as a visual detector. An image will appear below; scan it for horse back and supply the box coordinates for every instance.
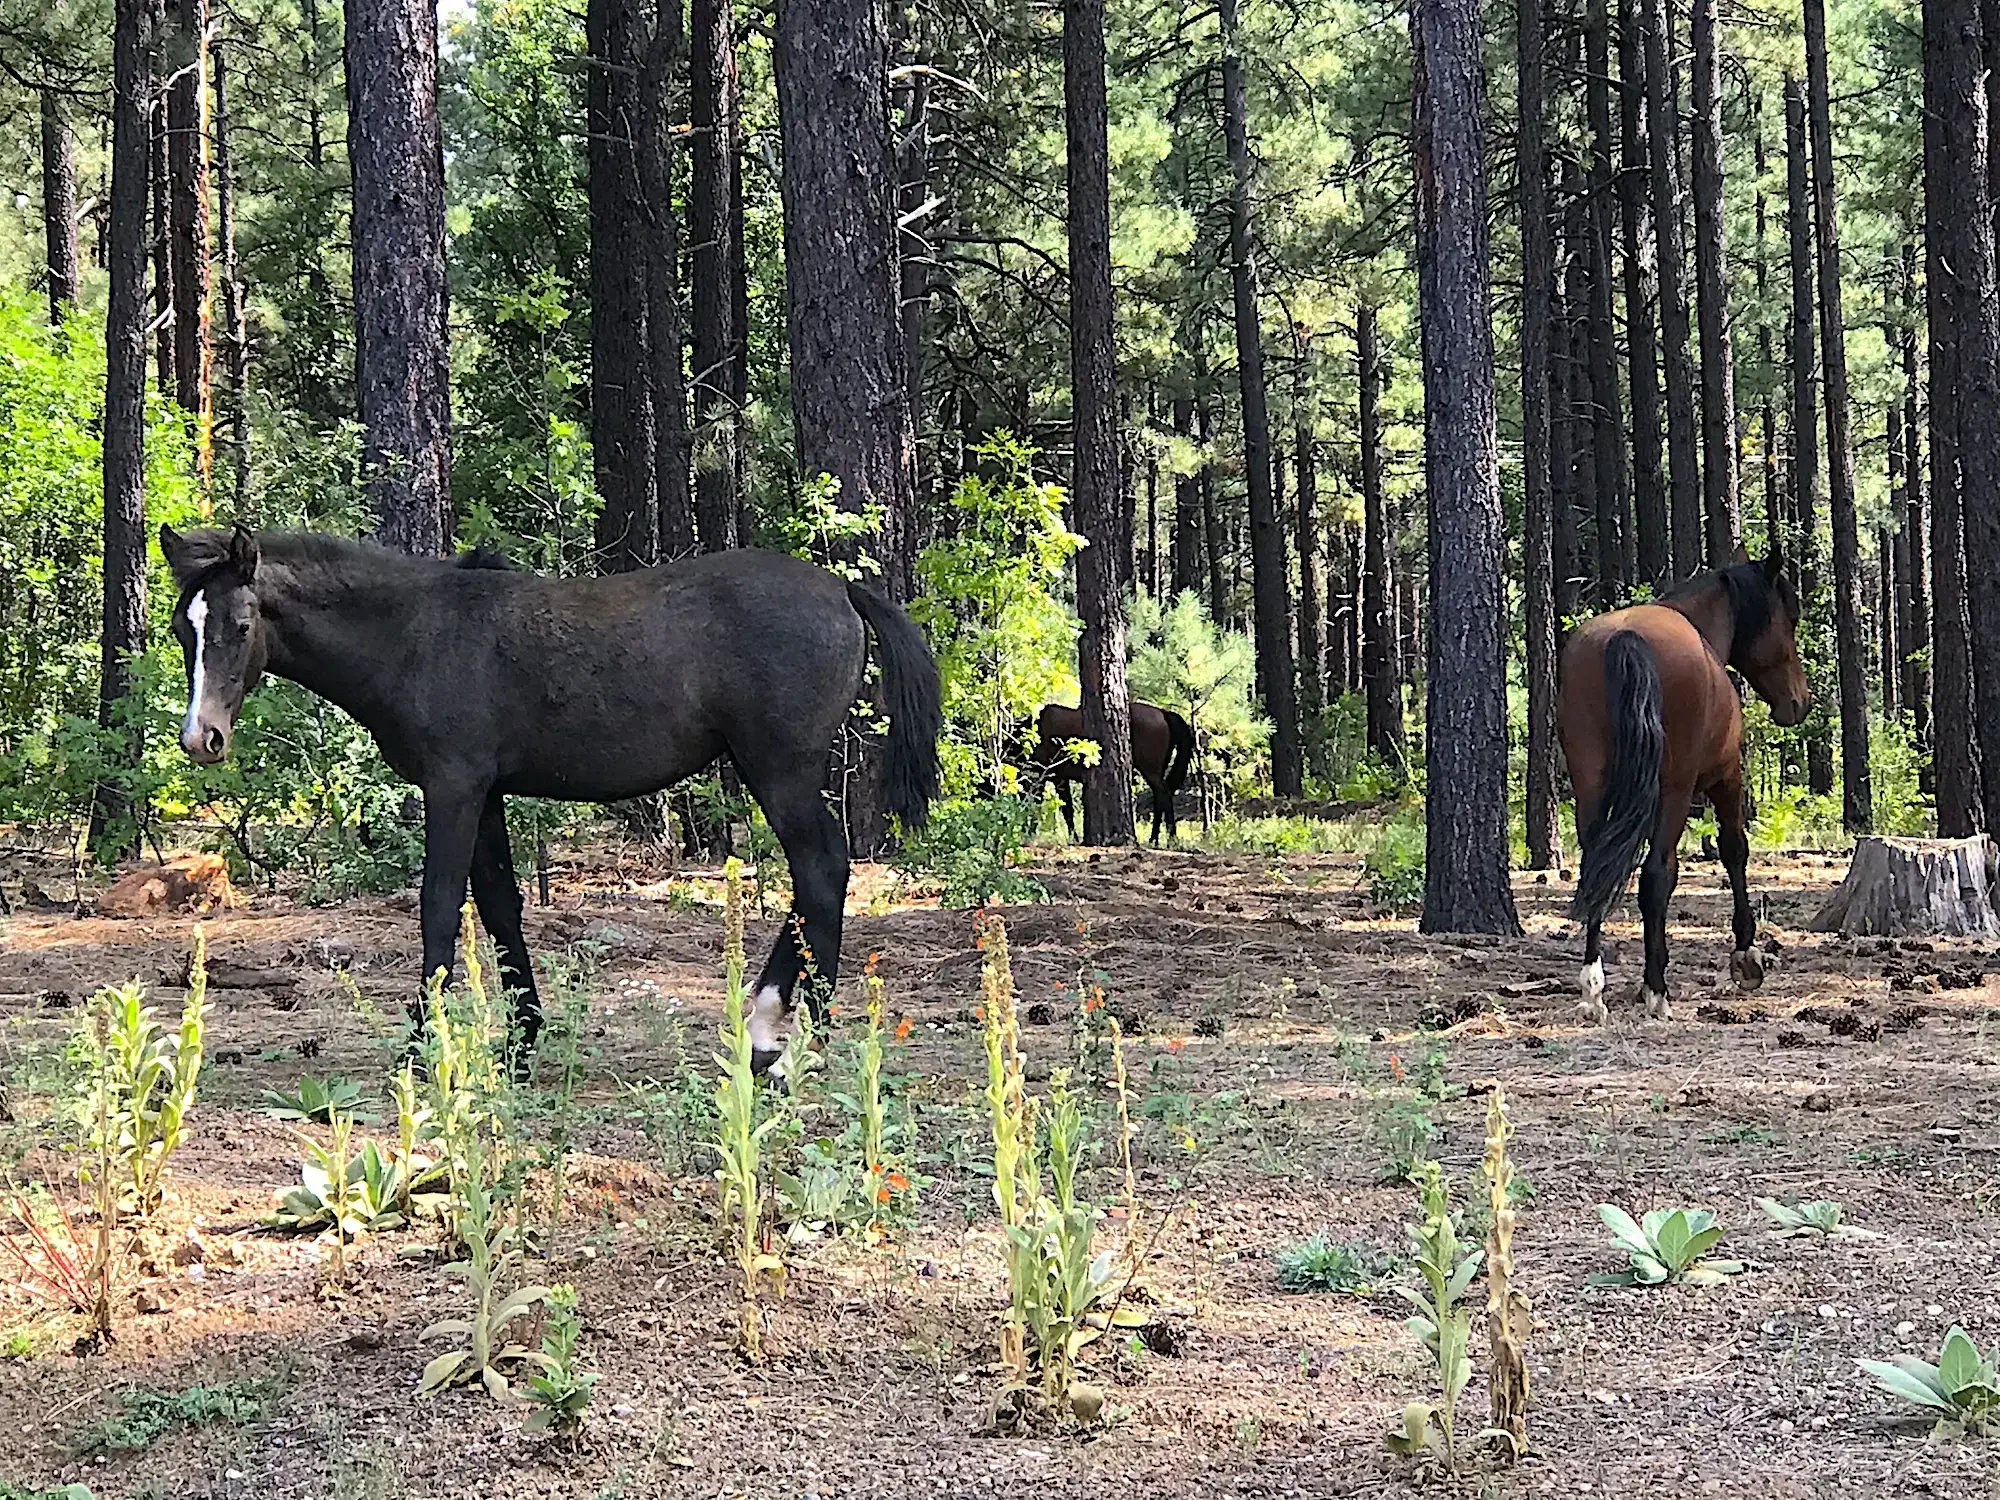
[1560,604,1741,791]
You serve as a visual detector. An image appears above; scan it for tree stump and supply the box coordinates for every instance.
[1808,836,2000,938]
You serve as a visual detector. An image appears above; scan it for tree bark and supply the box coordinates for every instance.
[775,0,918,601]
[1359,297,1402,767]
[1786,79,1835,798]
[150,44,173,397]
[1521,0,1560,868]
[1690,0,1739,564]
[1219,0,1301,797]
[1899,247,1932,756]
[1064,0,1134,846]
[1619,0,1669,590]
[1585,0,1628,603]
[1803,0,1872,833]
[1171,388,1201,596]
[1198,379,1227,626]
[588,0,659,572]
[1641,0,1701,582]
[1879,523,1900,718]
[1755,101,1780,556]
[212,41,250,514]
[1412,0,1520,935]
[1809,835,2000,937]
[98,0,155,846]
[1925,2,1979,834]
[690,0,740,552]
[900,67,931,556]
[163,0,212,484]
[1939,0,2000,834]
[639,0,695,558]
[345,0,453,554]
[1295,415,1325,727]
[40,90,79,326]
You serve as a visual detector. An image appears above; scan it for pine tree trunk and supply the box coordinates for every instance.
[1412,0,1521,935]
[1145,386,1162,598]
[899,68,931,549]
[40,90,79,326]
[1879,523,1900,717]
[1295,416,1325,725]
[1642,0,1701,581]
[1521,0,1560,868]
[1939,0,2000,834]
[1219,0,1301,797]
[1065,0,1134,846]
[1755,102,1781,556]
[1925,0,1979,835]
[1899,249,1932,756]
[730,102,751,543]
[1198,382,1227,626]
[1585,0,1628,602]
[1803,0,1872,832]
[1619,0,1670,590]
[1786,79,1835,798]
[98,0,155,848]
[1359,297,1402,767]
[150,52,173,397]
[1171,388,1201,595]
[212,41,250,514]
[639,0,695,558]
[345,0,453,554]
[775,0,918,600]
[1690,0,1739,564]
[690,0,740,552]
[587,0,659,571]
[164,0,212,487]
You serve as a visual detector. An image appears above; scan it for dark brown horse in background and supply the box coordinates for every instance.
[1561,548,1811,1023]
[1023,700,1195,846]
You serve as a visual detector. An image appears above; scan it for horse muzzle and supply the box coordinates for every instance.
[181,720,231,764]
[1770,694,1811,729]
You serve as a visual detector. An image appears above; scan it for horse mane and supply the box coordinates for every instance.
[1666,559,1795,657]
[454,545,517,571]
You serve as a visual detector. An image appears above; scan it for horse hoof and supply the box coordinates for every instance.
[1577,960,1607,1024]
[1642,987,1671,1021]
[1730,948,1765,992]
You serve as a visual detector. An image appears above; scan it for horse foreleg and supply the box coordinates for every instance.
[1143,774,1164,847]
[1637,790,1692,1020]
[1713,776,1764,991]
[416,783,485,1027]
[747,780,849,1074]
[1058,778,1078,841]
[470,790,543,1062]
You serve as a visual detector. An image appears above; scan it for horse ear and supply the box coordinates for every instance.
[1730,541,1752,566]
[159,524,184,568]
[1763,545,1785,581]
[228,523,259,582]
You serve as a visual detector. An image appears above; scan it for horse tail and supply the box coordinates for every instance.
[1161,708,1197,795]
[845,581,943,831]
[1573,629,1663,928]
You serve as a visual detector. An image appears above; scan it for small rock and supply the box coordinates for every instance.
[1818,1304,1838,1319]
[136,1289,164,1314]
[1803,1090,1834,1113]
[345,1326,384,1351]
[1897,1321,1916,1337]
[172,1228,207,1266]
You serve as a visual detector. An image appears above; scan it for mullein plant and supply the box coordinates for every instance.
[712,859,787,1360]
[1481,1088,1530,1455]
[1387,1161,1481,1471]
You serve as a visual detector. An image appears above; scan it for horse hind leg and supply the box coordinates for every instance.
[740,771,849,1074]
[1637,791,1692,1020]
[1579,921,1608,1025]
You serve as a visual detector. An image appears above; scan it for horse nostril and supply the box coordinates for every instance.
[202,726,226,759]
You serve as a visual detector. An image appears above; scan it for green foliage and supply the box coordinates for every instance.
[74,938,210,1216]
[1386,1162,1482,1470]
[769,472,884,582]
[1274,1233,1393,1294]
[910,433,1082,800]
[1590,1205,1744,1287]
[267,1131,417,1237]
[895,795,1047,908]
[1757,1198,1881,1241]
[1859,1326,2000,1438]
[418,1138,547,1402]
[1363,817,1426,908]
[261,1075,369,1124]
[79,1379,278,1452]
[521,1282,597,1438]
[1126,590,1268,804]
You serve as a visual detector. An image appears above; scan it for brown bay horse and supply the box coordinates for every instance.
[1023,700,1195,846]
[1560,549,1811,1023]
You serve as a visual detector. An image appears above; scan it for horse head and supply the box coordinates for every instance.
[1727,544,1811,728]
[160,523,268,765]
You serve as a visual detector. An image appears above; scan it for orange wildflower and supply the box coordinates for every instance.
[1387,1053,1405,1081]
[894,1015,913,1042]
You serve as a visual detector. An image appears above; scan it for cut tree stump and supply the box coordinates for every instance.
[1809,835,2000,938]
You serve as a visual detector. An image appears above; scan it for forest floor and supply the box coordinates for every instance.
[1,832,1997,1500]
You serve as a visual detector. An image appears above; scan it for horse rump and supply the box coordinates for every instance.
[1573,629,1663,927]
[1160,708,1196,795]
[844,580,944,831]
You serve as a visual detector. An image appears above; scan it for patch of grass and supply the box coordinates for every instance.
[1702,1124,1779,1148]
[1273,1233,1392,1293]
[78,1377,279,1452]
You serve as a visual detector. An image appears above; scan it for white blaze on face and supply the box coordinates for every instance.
[747,983,789,1057]
[182,591,209,739]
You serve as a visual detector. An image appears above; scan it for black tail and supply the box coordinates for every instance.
[1573,629,1664,927]
[1160,708,1196,795]
[846,580,943,831]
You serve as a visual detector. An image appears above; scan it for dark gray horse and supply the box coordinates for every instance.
[160,525,941,1069]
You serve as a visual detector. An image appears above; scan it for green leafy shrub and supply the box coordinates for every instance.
[522,1282,597,1438]
[1859,1326,2000,1437]
[1274,1233,1392,1293]
[261,1074,369,1124]
[895,795,1046,908]
[1589,1205,1743,1287]
[1363,819,1426,909]
[1758,1197,1879,1240]
[1386,1162,1482,1469]
[1127,589,1269,808]
[78,1379,277,1451]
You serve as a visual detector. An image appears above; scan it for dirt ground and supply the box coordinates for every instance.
[1,835,1997,1500]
